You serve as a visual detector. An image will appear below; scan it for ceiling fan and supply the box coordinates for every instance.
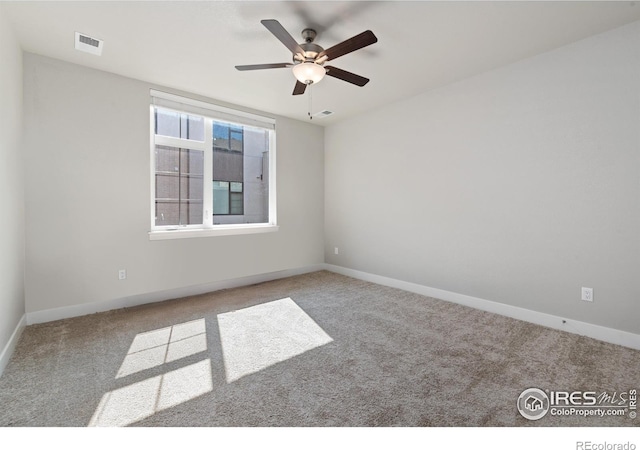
[236,19,378,95]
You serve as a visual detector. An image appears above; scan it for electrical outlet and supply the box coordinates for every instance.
[118,269,127,280]
[334,247,339,255]
[581,287,593,302]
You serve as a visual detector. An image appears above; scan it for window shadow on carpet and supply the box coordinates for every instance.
[88,298,332,426]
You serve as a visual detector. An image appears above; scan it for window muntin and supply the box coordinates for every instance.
[150,92,275,234]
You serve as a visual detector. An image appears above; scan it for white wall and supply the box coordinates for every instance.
[0,5,26,366]
[325,21,640,334]
[23,54,324,314]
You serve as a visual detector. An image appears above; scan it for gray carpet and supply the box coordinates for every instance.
[0,270,638,427]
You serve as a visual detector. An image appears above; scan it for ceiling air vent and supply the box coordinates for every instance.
[312,110,334,119]
[74,32,103,56]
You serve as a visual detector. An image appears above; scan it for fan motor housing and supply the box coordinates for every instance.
[295,42,324,63]
[292,29,324,63]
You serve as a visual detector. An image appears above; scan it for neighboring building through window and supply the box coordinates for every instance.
[213,123,243,152]
[150,90,275,234]
[213,181,244,215]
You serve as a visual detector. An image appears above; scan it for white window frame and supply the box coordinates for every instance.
[149,90,278,240]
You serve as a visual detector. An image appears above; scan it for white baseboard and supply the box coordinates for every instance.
[323,264,640,351]
[0,314,26,378]
[26,264,325,325]
[23,262,640,351]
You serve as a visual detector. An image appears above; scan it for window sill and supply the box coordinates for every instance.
[149,224,279,240]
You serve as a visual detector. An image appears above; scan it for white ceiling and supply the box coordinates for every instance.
[4,1,640,125]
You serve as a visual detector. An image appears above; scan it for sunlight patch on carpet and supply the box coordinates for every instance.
[217,297,333,383]
[88,359,213,427]
[116,319,207,378]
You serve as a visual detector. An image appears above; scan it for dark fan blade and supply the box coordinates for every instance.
[235,63,292,71]
[261,19,304,56]
[325,66,369,87]
[317,30,377,62]
[292,81,307,95]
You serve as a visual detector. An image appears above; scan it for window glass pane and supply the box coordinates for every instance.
[182,146,204,175]
[155,109,181,138]
[155,145,203,226]
[239,127,269,224]
[213,122,243,152]
[156,170,179,225]
[182,200,203,225]
[187,116,204,141]
[230,192,243,215]
[213,123,229,150]
[212,150,243,181]
[155,108,204,141]
[182,175,203,224]
[211,127,268,223]
[156,201,179,227]
[213,123,228,140]
[155,144,180,173]
[213,181,229,215]
[230,126,243,152]
[155,172,179,201]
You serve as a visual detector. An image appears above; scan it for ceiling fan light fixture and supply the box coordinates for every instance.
[236,20,377,96]
[292,62,326,85]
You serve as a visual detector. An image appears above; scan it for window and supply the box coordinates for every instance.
[150,90,276,239]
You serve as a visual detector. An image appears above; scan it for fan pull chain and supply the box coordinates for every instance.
[308,82,313,120]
